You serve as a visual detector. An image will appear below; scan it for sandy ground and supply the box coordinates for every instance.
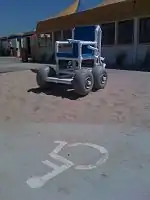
[0,69,150,128]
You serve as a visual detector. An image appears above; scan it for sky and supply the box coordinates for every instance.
[0,0,102,36]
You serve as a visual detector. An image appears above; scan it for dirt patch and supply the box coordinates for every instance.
[0,69,150,128]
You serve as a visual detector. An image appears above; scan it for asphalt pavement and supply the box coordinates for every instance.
[0,123,150,200]
[0,57,46,73]
[0,57,150,200]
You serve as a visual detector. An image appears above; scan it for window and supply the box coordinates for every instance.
[37,33,52,47]
[54,31,61,41]
[117,20,134,44]
[101,23,115,45]
[37,35,45,47]
[62,29,72,48]
[139,17,150,44]
[63,29,72,40]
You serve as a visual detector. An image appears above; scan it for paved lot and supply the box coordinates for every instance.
[0,57,21,64]
[0,123,150,200]
[0,57,44,73]
[0,58,150,199]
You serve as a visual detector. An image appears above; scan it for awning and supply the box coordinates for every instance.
[36,0,150,34]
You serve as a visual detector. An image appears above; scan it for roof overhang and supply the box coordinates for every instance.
[36,0,150,34]
[0,30,35,41]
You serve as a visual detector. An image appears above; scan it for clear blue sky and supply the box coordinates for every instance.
[0,0,102,36]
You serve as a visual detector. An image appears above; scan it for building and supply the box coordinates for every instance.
[0,31,35,58]
[35,0,150,68]
[28,0,100,63]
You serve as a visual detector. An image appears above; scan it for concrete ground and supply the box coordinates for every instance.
[0,57,45,73]
[0,123,150,200]
[0,57,150,200]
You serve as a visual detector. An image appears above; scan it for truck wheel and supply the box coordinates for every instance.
[72,69,94,96]
[92,67,108,90]
[36,66,56,88]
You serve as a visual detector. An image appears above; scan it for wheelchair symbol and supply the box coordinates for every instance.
[26,141,108,189]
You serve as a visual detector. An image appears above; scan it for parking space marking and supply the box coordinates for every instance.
[68,142,108,170]
[26,141,108,189]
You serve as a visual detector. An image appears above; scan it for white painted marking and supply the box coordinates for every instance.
[50,152,74,166]
[42,160,59,169]
[68,142,108,170]
[26,141,74,189]
[26,163,73,189]
[53,141,68,154]
[26,141,109,189]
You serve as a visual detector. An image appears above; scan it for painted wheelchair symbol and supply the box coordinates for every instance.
[26,141,108,189]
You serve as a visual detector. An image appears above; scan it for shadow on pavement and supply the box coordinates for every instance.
[27,84,81,100]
